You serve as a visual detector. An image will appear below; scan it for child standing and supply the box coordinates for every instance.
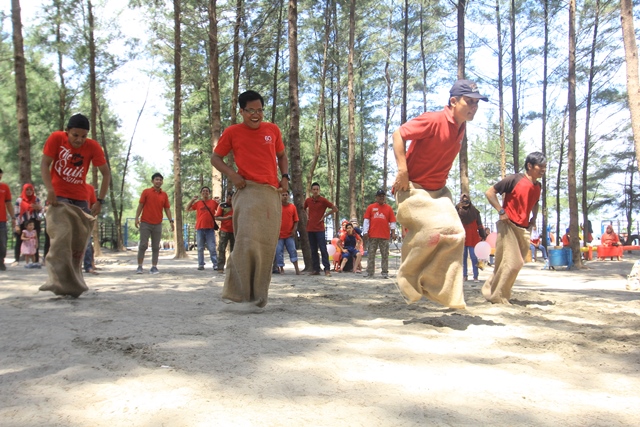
[21,220,39,268]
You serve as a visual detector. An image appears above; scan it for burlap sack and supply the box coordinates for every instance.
[395,184,466,309]
[39,203,94,298]
[221,182,281,308]
[482,219,530,303]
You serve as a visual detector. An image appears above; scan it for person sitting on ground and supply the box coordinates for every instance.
[530,224,548,262]
[600,224,621,261]
[337,222,363,273]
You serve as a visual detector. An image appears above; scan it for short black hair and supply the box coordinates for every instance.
[200,186,211,192]
[0,168,3,174]
[238,90,264,109]
[151,172,163,181]
[311,182,320,188]
[524,152,546,171]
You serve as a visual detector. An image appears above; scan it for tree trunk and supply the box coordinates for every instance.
[271,0,285,123]
[347,0,357,221]
[567,0,580,266]
[620,0,640,175]
[383,8,392,192]
[582,0,600,249]
[401,0,408,125]
[333,0,342,232]
[510,0,520,172]
[54,0,66,130]
[541,0,549,250]
[457,0,469,196]
[288,0,312,271]
[11,0,32,185]
[173,0,187,258]
[496,0,506,179]
[555,107,568,247]
[231,0,243,125]
[207,0,223,198]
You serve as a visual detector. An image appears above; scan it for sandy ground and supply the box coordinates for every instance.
[1,248,639,427]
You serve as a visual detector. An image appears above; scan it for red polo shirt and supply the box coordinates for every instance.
[139,188,170,225]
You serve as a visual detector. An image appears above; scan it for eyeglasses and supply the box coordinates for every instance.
[243,108,264,115]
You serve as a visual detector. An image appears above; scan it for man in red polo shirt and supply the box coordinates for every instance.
[304,182,338,276]
[392,80,488,309]
[363,189,396,279]
[134,173,175,274]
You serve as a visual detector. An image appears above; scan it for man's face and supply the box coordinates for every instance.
[311,185,320,197]
[240,99,264,130]
[451,96,480,124]
[152,177,163,189]
[281,192,290,205]
[226,194,233,203]
[376,195,385,204]
[201,188,210,199]
[529,163,546,181]
[67,128,89,148]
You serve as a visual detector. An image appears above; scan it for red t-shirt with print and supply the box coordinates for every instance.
[279,203,299,239]
[215,203,234,233]
[214,122,285,187]
[399,107,465,191]
[43,131,107,200]
[493,173,541,228]
[364,202,396,239]
[304,196,336,232]
[0,183,12,222]
[190,199,219,230]
[139,188,170,225]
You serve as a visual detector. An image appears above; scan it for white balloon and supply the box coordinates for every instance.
[474,241,492,260]
[327,244,336,256]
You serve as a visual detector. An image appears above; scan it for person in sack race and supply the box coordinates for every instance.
[134,172,175,275]
[211,90,289,308]
[483,151,546,304]
[186,186,220,271]
[391,80,488,309]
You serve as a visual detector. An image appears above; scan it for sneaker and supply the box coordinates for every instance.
[150,266,159,274]
[136,266,143,274]
[474,278,479,283]
[197,266,205,271]
[363,273,372,278]
[217,269,224,274]
[381,274,389,279]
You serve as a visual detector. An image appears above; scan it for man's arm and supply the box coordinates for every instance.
[41,155,57,207]
[5,201,15,230]
[91,164,111,216]
[134,203,144,228]
[211,153,246,190]
[392,129,409,192]
[529,202,539,228]
[276,150,289,193]
[485,186,508,221]
[291,220,298,238]
[186,195,198,211]
[322,205,338,224]
[164,206,175,232]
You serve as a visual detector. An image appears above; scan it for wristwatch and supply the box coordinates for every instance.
[281,173,290,181]
[498,209,506,216]
[97,198,105,204]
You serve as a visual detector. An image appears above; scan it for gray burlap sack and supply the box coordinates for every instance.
[40,203,94,298]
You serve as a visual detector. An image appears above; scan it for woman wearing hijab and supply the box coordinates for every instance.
[456,194,486,282]
[599,224,621,261]
[13,184,43,265]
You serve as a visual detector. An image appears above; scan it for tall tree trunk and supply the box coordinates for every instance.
[231,0,243,125]
[347,0,357,220]
[567,0,580,266]
[496,0,506,179]
[541,0,549,248]
[271,0,285,123]
[510,0,520,172]
[54,0,66,130]
[173,0,187,258]
[333,0,342,231]
[207,0,223,198]
[620,0,640,175]
[401,0,408,124]
[383,8,392,192]
[457,0,469,195]
[11,0,32,185]
[419,3,427,111]
[555,107,568,247]
[305,2,330,196]
[288,0,312,271]
[87,0,102,256]
[582,0,600,249]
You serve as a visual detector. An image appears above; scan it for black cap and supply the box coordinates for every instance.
[376,189,386,196]
[66,113,90,130]
[449,80,488,101]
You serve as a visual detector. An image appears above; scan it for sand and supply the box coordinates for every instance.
[1,249,639,426]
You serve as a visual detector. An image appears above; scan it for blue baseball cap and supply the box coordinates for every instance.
[450,80,488,101]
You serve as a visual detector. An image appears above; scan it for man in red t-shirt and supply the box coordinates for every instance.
[276,191,300,275]
[456,194,486,282]
[186,186,219,271]
[214,191,234,272]
[211,90,289,308]
[391,80,488,309]
[134,173,175,274]
[304,182,338,276]
[0,168,16,271]
[363,190,396,279]
[483,151,546,304]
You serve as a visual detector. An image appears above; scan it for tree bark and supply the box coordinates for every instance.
[496,0,506,179]
[510,0,520,172]
[347,0,357,220]
[568,0,580,266]
[401,0,408,125]
[11,0,32,185]
[541,0,549,250]
[457,0,469,195]
[620,0,640,176]
[207,0,223,198]
[173,0,187,258]
[288,0,312,271]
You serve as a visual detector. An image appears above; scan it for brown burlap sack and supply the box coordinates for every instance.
[395,184,466,309]
[221,182,281,308]
[39,203,94,298]
[482,219,530,304]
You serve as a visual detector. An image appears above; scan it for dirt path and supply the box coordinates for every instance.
[1,250,639,426]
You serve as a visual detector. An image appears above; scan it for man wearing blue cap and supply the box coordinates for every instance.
[391,80,488,309]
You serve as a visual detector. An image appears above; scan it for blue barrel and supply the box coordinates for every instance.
[549,249,567,267]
